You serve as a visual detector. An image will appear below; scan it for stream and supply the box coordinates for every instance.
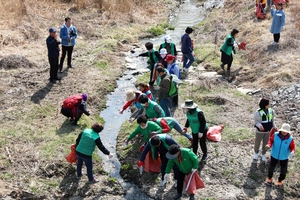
[97,0,224,199]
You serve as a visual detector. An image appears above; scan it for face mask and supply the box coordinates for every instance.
[141,103,146,106]
[141,122,148,129]
[166,40,171,43]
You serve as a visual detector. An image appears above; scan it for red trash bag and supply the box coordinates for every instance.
[207,125,224,142]
[144,151,161,173]
[66,144,77,164]
[238,42,247,50]
[185,170,205,194]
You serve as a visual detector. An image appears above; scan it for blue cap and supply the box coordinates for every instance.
[49,28,56,33]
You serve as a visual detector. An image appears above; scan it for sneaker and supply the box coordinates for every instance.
[76,175,82,180]
[50,79,56,84]
[266,178,272,185]
[220,63,225,71]
[261,154,266,162]
[253,153,259,160]
[276,181,283,186]
[159,180,166,187]
[89,178,99,184]
[55,77,61,80]
[201,154,208,162]
[271,42,278,45]
[189,194,195,200]
[172,193,182,200]
[68,65,73,68]
[174,180,178,188]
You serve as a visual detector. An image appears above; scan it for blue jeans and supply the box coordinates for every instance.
[160,98,171,117]
[173,121,192,140]
[77,154,94,181]
[182,52,195,69]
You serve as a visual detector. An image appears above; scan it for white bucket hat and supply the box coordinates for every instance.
[126,90,136,101]
[160,48,167,55]
[278,123,292,134]
[181,100,198,109]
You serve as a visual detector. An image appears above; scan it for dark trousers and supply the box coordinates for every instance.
[60,45,74,69]
[273,33,280,43]
[161,153,178,181]
[48,57,59,80]
[177,170,188,194]
[192,128,208,156]
[268,156,288,182]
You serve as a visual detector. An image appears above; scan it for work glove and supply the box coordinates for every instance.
[164,173,170,182]
[265,145,271,151]
[198,132,203,138]
[108,153,113,158]
[191,168,197,173]
[129,118,135,123]
[289,152,295,159]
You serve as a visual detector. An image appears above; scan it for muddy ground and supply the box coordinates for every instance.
[0,0,300,199]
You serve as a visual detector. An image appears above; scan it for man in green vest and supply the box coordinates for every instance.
[76,123,113,183]
[137,42,162,86]
[138,134,179,187]
[159,35,178,59]
[130,94,165,122]
[125,115,162,145]
[164,144,198,200]
[182,100,208,162]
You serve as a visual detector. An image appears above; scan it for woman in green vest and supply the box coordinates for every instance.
[76,123,112,183]
[220,29,239,77]
[181,100,208,162]
[165,144,198,200]
[159,35,178,58]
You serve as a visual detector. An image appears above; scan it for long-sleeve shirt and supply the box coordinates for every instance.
[184,110,207,133]
[181,33,193,53]
[75,132,110,158]
[46,36,60,58]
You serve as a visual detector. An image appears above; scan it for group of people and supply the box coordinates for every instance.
[46,17,77,83]
[253,98,295,186]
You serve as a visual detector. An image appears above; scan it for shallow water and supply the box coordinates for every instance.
[97,0,220,199]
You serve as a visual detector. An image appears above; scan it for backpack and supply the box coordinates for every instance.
[63,95,82,109]
[256,3,266,19]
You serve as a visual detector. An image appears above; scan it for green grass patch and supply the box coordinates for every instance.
[108,177,117,183]
[96,60,109,69]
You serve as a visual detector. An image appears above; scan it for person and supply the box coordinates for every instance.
[125,115,162,145]
[75,123,112,183]
[181,27,195,72]
[220,29,239,77]
[137,42,162,86]
[59,17,77,72]
[119,90,143,114]
[152,117,193,144]
[265,123,295,186]
[159,35,178,58]
[131,94,165,122]
[182,100,208,161]
[165,54,180,111]
[157,48,168,68]
[138,83,154,101]
[46,28,61,83]
[61,93,90,125]
[164,144,198,200]
[156,66,172,117]
[138,134,179,187]
[270,2,285,45]
[253,98,277,161]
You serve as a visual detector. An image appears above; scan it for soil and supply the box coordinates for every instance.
[0,0,300,199]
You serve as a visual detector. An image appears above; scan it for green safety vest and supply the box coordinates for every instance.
[144,100,165,118]
[150,134,170,160]
[147,49,159,69]
[156,117,175,129]
[187,108,208,134]
[161,43,175,56]
[221,34,235,56]
[258,108,274,122]
[76,129,99,156]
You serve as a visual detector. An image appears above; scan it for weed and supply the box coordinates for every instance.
[121,163,131,170]
[108,177,117,183]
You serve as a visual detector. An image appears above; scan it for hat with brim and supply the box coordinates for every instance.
[126,90,136,101]
[166,144,181,159]
[278,123,292,134]
[181,100,198,109]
